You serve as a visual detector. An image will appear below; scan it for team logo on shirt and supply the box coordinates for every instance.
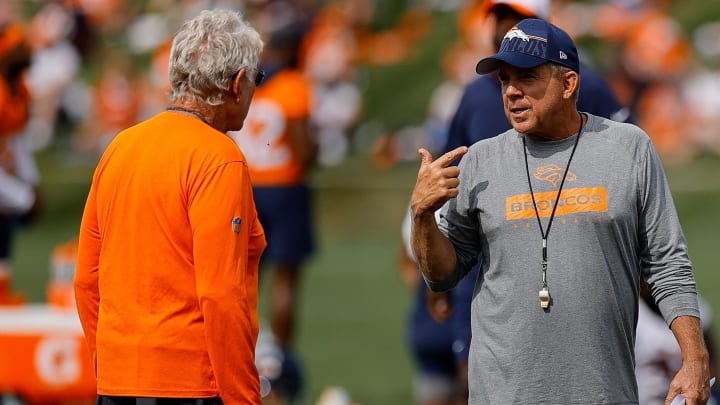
[534,164,577,187]
[232,217,241,233]
[505,165,607,220]
[506,187,608,220]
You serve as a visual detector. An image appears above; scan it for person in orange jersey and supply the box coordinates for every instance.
[0,22,31,139]
[74,9,267,404]
[0,21,41,306]
[229,20,316,403]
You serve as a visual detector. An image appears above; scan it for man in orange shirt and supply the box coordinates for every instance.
[74,10,267,404]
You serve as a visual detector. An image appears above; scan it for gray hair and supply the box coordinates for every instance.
[168,9,264,106]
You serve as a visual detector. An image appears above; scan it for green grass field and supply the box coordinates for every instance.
[9,2,720,404]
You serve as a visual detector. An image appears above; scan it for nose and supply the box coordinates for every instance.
[503,80,522,101]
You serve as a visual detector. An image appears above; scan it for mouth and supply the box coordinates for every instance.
[509,106,530,118]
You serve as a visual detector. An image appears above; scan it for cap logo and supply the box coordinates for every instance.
[503,28,531,42]
[499,27,548,59]
[476,20,580,75]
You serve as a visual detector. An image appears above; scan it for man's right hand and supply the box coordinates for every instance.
[409,146,467,284]
[410,146,468,217]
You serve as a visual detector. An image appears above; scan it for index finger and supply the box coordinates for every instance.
[433,146,468,168]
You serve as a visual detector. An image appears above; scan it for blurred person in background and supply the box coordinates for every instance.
[74,9,267,403]
[301,14,362,167]
[398,206,469,405]
[411,18,710,404]
[0,21,41,305]
[75,51,142,156]
[592,0,696,163]
[301,0,434,167]
[229,16,316,404]
[636,280,719,405]
[23,0,83,151]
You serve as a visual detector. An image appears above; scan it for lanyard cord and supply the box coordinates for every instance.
[522,113,584,287]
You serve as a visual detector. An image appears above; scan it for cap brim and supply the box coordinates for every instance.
[475,52,548,74]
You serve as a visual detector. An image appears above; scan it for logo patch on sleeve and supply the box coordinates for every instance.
[232,217,242,233]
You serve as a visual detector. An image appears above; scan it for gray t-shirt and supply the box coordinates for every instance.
[433,114,699,404]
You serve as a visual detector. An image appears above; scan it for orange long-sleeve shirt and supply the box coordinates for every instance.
[74,112,266,403]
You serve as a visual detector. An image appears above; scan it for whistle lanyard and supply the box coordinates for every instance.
[522,114,583,304]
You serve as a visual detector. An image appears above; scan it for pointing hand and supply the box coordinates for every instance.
[411,146,468,217]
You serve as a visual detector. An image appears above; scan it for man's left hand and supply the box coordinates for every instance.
[664,359,711,405]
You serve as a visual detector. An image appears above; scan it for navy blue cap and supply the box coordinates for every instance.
[476,19,579,74]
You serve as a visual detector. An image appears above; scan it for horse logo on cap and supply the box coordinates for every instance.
[504,28,530,42]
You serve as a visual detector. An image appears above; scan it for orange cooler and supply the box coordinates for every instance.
[0,304,96,404]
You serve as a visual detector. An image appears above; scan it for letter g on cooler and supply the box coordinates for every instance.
[35,336,82,386]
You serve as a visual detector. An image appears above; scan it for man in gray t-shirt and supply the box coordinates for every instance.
[410,18,711,404]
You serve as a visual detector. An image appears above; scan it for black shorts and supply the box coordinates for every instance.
[253,185,314,263]
[97,396,223,405]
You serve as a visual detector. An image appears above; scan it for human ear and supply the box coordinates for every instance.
[232,68,247,101]
[563,71,579,100]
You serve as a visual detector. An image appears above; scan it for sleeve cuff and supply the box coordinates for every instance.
[658,291,700,327]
